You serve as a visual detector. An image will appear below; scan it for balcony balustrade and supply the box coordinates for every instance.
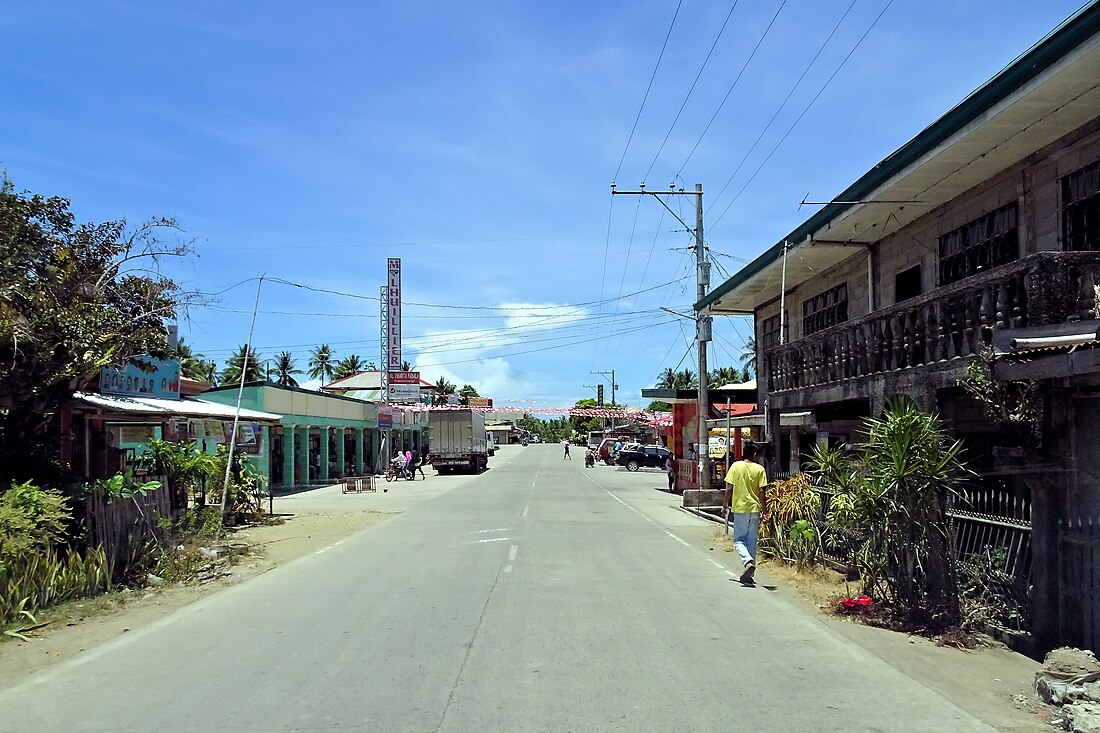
[764,251,1100,392]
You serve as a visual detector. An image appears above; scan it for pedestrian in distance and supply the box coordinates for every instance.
[563,440,571,460]
[724,442,769,585]
[414,450,427,479]
[665,453,676,492]
[404,449,414,480]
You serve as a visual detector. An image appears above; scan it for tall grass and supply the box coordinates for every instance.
[0,546,109,626]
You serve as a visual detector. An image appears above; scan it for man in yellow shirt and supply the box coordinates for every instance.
[724,442,768,584]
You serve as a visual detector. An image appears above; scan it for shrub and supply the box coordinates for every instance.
[0,481,72,563]
[0,545,109,625]
[807,398,972,629]
[759,474,821,569]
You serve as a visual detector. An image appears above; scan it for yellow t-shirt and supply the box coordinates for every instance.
[724,459,768,514]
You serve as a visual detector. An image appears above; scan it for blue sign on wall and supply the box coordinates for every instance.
[101,356,181,400]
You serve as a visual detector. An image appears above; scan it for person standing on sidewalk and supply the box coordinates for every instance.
[562,440,571,460]
[724,442,768,584]
[664,453,676,492]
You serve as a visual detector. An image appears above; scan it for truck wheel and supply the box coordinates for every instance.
[626,460,640,472]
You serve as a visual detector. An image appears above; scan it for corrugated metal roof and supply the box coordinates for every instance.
[74,392,282,421]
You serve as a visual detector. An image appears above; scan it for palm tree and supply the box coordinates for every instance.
[176,337,211,382]
[401,360,412,371]
[674,368,698,389]
[195,359,219,386]
[740,337,757,373]
[434,376,456,405]
[273,351,302,387]
[333,354,364,380]
[365,360,377,371]
[709,366,742,386]
[222,345,264,385]
[308,344,335,386]
[656,368,677,389]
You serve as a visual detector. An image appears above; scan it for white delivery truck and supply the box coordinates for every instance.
[429,409,489,474]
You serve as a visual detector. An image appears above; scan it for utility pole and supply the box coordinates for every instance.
[612,182,710,490]
[590,369,617,428]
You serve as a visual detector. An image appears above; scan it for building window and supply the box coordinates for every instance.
[802,284,848,336]
[1063,160,1100,252]
[760,312,788,349]
[895,264,922,303]
[937,202,1019,285]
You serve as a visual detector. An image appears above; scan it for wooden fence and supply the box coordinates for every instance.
[83,477,173,581]
[1059,517,1100,652]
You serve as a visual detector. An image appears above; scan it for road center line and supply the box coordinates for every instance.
[521,505,529,518]
[508,544,518,561]
[477,528,508,534]
[503,564,513,573]
[475,537,510,543]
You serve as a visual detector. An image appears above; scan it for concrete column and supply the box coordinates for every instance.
[334,427,346,477]
[355,428,365,475]
[281,426,294,488]
[297,424,310,485]
[319,426,330,482]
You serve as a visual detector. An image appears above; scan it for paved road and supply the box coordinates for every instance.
[1,445,997,732]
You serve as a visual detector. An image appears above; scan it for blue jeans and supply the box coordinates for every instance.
[732,512,760,567]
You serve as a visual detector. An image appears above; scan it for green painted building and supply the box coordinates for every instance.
[200,382,428,488]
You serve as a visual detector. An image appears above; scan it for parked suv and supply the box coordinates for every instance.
[615,445,673,472]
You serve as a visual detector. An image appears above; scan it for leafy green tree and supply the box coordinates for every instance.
[458,384,479,405]
[194,359,219,386]
[433,376,456,404]
[646,400,672,412]
[0,180,188,482]
[401,360,412,371]
[570,398,602,436]
[656,367,697,389]
[365,360,377,371]
[709,366,742,386]
[273,351,302,387]
[221,345,264,385]
[308,344,335,385]
[333,354,364,380]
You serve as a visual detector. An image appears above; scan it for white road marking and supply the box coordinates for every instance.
[503,564,513,573]
[477,528,508,534]
[521,505,529,518]
[508,544,518,561]
[314,548,328,555]
[475,537,510,543]
[665,531,691,548]
[333,540,344,546]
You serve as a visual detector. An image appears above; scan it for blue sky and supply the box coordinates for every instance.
[1,0,1087,410]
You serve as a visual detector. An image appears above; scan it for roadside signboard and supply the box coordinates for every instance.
[467,397,493,409]
[378,404,393,430]
[100,356,181,400]
[387,258,401,370]
[388,370,420,403]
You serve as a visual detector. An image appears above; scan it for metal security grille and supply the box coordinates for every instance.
[1063,160,1100,252]
[937,202,1019,286]
[801,284,848,336]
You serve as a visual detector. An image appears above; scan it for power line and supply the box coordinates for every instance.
[708,0,858,215]
[675,0,789,178]
[643,0,741,181]
[710,0,896,230]
[612,0,683,183]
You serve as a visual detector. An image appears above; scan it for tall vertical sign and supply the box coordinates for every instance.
[387,258,402,371]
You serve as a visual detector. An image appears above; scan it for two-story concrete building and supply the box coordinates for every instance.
[698,3,1100,652]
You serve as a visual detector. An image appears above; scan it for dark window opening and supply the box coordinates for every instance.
[937,202,1019,285]
[760,311,788,349]
[1063,160,1100,252]
[802,283,848,336]
[895,264,922,303]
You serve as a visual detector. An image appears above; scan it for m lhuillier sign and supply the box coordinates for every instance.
[387,258,401,371]
[389,371,420,403]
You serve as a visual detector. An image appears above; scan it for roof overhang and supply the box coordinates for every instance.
[700,3,1100,315]
[73,392,282,422]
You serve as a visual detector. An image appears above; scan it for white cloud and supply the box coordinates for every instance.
[409,302,588,400]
